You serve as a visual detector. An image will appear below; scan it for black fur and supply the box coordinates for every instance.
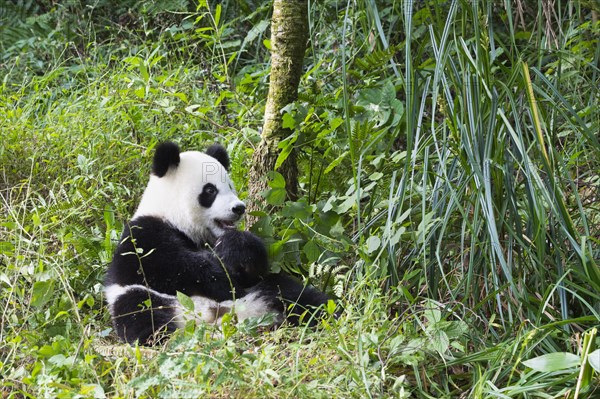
[198,183,218,208]
[214,230,269,287]
[110,287,180,345]
[205,144,230,171]
[105,216,246,301]
[152,142,180,177]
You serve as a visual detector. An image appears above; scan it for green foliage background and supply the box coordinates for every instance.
[1,0,599,397]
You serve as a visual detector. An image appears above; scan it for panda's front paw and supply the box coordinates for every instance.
[214,230,269,287]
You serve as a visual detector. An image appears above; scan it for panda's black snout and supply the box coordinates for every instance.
[232,204,246,216]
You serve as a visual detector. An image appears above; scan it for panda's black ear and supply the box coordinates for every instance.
[205,144,230,171]
[152,142,180,177]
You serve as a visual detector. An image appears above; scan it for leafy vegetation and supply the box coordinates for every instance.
[1,0,599,397]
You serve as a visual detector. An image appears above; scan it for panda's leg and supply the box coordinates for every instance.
[251,274,331,326]
[108,286,181,345]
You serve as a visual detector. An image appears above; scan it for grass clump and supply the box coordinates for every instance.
[1,0,599,398]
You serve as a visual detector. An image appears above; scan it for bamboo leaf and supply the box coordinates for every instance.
[521,61,550,166]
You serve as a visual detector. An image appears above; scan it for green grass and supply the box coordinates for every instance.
[1,0,599,397]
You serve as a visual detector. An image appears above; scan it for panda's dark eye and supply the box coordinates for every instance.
[199,183,218,208]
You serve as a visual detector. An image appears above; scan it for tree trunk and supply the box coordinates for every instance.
[247,0,308,217]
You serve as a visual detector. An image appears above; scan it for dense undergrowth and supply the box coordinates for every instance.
[1,0,599,397]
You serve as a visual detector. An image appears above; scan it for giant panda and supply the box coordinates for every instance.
[104,142,330,345]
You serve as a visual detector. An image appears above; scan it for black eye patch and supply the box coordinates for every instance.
[199,183,218,208]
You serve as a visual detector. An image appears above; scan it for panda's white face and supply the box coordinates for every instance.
[134,147,246,246]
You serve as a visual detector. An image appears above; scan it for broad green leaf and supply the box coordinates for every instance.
[250,214,274,236]
[134,87,146,98]
[185,104,202,113]
[329,220,345,238]
[268,239,285,261]
[365,236,381,254]
[242,20,269,49]
[138,61,149,83]
[303,240,320,263]
[221,40,241,50]
[389,227,405,246]
[329,117,344,130]
[172,92,188,103]
[77,154,88,171]
[369,172,384,181]
[221,312,237,339]
[38,344,57,357]
[324,151,348,174]
[49,354,69,367]
[358,86,383,105]
[429,330,450,354]
[0,241,14,255]
[264,172,287,205]
[282,112,296,129]
[155,98,169,108]
[335,195,356,214]
[275,134,297,170]
[391,150,407,163]
[423,305,442,325]
[31,212,42,227]
[522,352,580,372]
[321,196,336,213]
[177,291,195,312]
[326,299,336,315]
[390,98,404,126]
[282,200,312,219]
[214,4,221,26]
[31,280,54,308]
[267,171,286,189]
[588,349,600,372]
[79,384,105,398]
[264,188,286,206]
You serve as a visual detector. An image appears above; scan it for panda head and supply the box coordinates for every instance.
[134,142,246,246]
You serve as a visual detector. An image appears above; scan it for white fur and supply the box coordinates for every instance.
[105,283,179,309]
[134,151,245,245]
[104,284,279,327]
[179,292,279,324]
[225,291,280,322]
[104,284,129,308]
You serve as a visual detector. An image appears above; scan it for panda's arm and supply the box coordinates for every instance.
[119,217,245,301]
[213,230,270,287]
[174,242,246,301]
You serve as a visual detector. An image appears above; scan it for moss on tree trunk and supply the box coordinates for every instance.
[248,0,308,215]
